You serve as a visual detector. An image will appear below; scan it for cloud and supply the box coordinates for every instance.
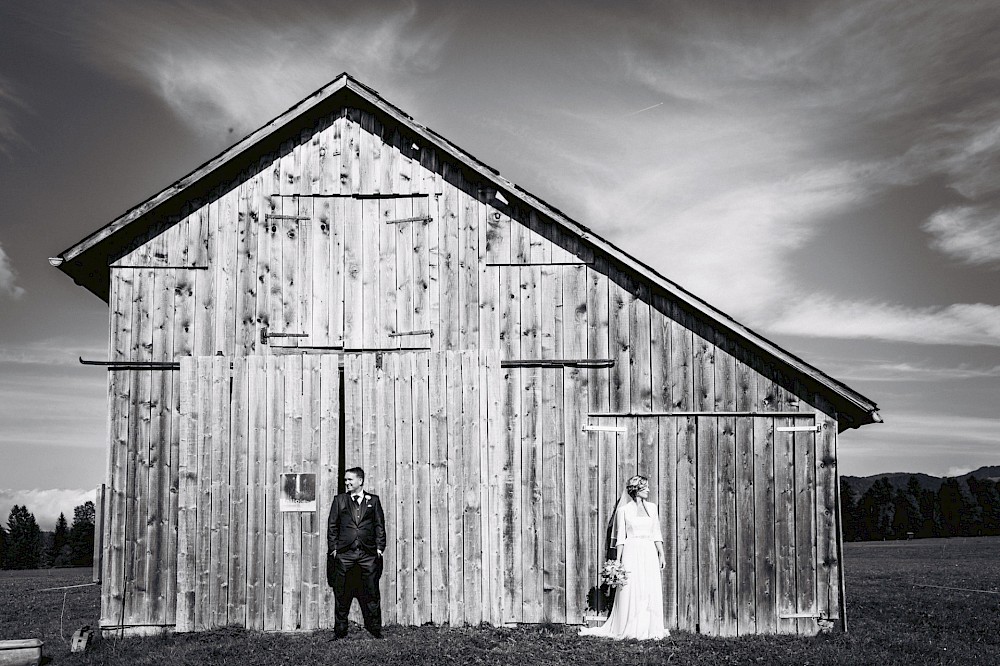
[768,298,1000,346]
[0,241,25,299]
[823,360,1000,383]
[0,337,106,366]
[79,1,454,136]
[924,205,1000,267]
[839,411,1000,477]
[0,488,94,531]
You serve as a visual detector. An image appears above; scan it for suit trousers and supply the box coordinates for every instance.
[330,548,382,636]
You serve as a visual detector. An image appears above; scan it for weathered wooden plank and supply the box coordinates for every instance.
[376,198,398,348]
[318,117,339,195]
[459,192,480,350]
[330,197,346,343]
[562,264,590,624]
[302,125,320,195]
[657,416,678,629]
[527,209,551,264]
[226,358,248,627]
[362,198,380,347]
[675,415,698,632]
[630,282,652,413]
[521,363,543,623]
[445,351,465,624]
[104,270,133,629]
[520,266,541,359]
[263,355,284,631]
[175,358,197,632]
[126,267,153,625]
[300,355,322,631]
[194,358,213,630]
[483,351,504,626]
[735,398,758,634]
[510,209,530,264]
[246,356,267,630]
[281,197,301,349]
[608,269,631,412]
[395,198,414,348]
[346,110,361,194]
[498,264,522,621]
[278,138,299,196]
[209,356,232,628]
[438,178,460,349]
[696,415,719,636]
[649,296,672,412]
[485,207,511,264]
[774,411,797,634]
[236,177,261,355]
[460,352,483,624]
[258,183,279,349]
[147,262,172,625]
[311,195,332,346]
[286,197,316,345]
[714,335,738,637]
[412,354,432,624]
[395,353,415,624]
[318,355,340,630]
[541,364,565,623]
[359,110,377,194]
[427,352,449,624]
[215,190,239,356]
[282,355,303,631]
[413,197,431,338]
[373,352,397,625]
[754,410,777,633]
[343,194,363,348]
[794,423,817,635]
[587,262,610,415]
[814,397,840,629]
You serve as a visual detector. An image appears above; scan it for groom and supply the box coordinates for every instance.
[327,466,386,639]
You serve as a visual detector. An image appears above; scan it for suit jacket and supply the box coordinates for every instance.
[327,491,387,555]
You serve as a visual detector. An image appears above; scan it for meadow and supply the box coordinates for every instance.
[2,536,999,665]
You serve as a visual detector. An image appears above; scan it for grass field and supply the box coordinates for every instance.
[3,537,999,665]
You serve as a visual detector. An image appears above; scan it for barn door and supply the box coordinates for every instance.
[339,350,501,627]
[259,196,350,348]
[176,355,341,632]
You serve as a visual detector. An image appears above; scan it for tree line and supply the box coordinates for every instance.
[841,475,1000,541]
[0,501,95,569]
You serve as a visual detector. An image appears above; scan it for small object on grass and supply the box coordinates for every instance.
[0,638,43,666]
[71,626,93,653]
[599,560,628,589]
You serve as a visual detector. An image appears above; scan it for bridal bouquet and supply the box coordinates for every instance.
[599,559,628,589]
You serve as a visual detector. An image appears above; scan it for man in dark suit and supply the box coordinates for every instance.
[327,466,386,639]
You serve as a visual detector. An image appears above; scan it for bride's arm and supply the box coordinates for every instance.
[652,503,666,570]
[614,502,627,562]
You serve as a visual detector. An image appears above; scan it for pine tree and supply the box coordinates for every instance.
[937,478,976,537]
[0,521,7,569]
[857,478,894,540]
[967,476,1000,536]
[6,505,43,569]
[891,488,921,539]
[839,479,859,541]
[48,513,72,567]
[69,501,96,567]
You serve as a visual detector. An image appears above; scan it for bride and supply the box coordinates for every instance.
[580,474,668,640]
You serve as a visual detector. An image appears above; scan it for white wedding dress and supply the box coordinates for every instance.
[580,499,668,640]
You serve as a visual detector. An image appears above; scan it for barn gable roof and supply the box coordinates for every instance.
[54,73,880,429]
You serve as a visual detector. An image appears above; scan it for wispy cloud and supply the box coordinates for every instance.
[0,338,106,366]
[0,488,94,531]
[822,359,1000,383]
[924,205,1000,267]
[768,299,1000,346]
[79,1,454,136]
[0,241,25,299]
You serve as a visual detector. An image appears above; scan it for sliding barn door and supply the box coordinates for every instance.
[340,350,503,627]
[582,413,835,637]
[176,355,341,632]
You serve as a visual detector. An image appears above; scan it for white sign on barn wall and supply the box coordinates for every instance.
[280,473,317,512]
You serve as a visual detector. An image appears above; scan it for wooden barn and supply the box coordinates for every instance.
[55,73,880,638]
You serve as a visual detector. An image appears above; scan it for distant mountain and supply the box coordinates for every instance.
[843,466,1000,497]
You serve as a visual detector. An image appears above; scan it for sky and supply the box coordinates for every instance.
[0,0,997,529]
